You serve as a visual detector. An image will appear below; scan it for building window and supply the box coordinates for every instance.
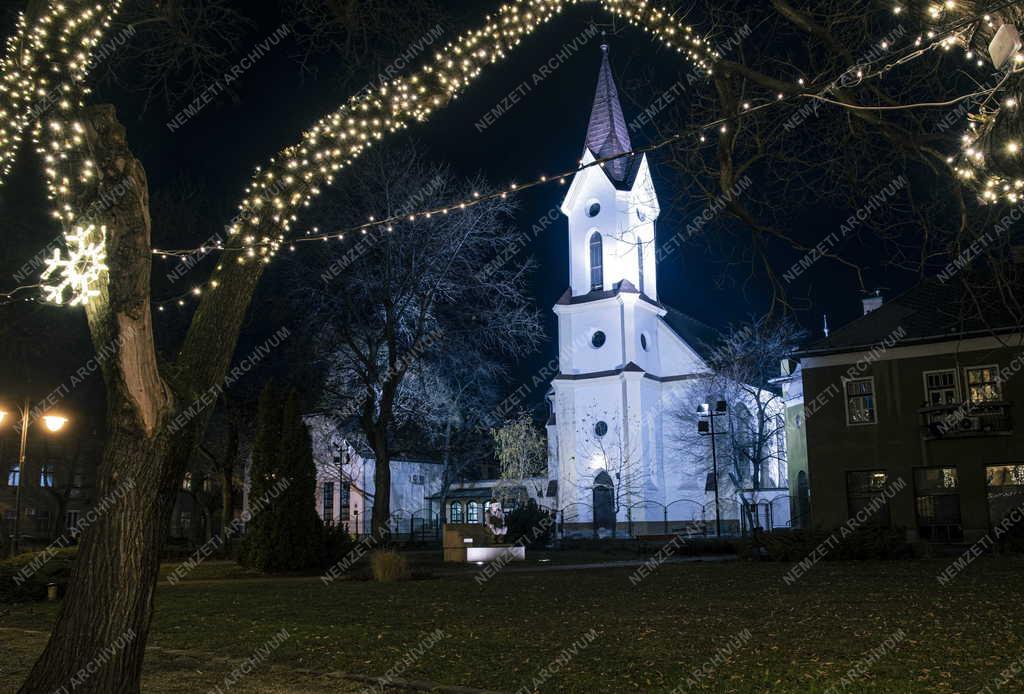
[411,474,425,485]
[65,510,80,533]
[36,510,51,533]
[182,472,192,491]
[637,240,645,293]
[179,511,192,532]
[586,201,601,218]
[341,482,351,517]
[640,333,649,351]
[202,477,213,493]
[39,464,55,488]
[844,377,876,425]
[450,501,464,523]
[467,501,481,523]
[914,467,962,542]
[591,330,606,349]
[589,233,603,290]
[846,470,890,526]
[986,465,1024,528]
[323,481,334,524]
[7,465,19,487]
[594,421,608,437]
[924,370,958,405]
[966,365,1001,403]
[72,473,84,488]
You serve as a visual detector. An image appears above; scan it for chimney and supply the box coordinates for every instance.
[862,290,883,315]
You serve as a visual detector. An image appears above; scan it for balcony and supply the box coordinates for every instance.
[920,401,1013,439]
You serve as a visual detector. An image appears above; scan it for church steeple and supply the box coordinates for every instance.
[585,44,633,183]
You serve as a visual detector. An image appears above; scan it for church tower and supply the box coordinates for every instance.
[560,44,661,301]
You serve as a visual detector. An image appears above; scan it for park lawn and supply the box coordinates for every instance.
[4,557,1024,693]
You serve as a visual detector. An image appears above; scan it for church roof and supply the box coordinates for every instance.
[662,307,722,363]
[585,45,637,186]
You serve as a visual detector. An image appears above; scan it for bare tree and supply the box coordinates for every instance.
[626,0,1024,312]
[564,411,645,537]
[288,142,542,537]
[672,316,805,535]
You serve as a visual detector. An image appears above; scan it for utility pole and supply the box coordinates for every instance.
[12,396,30,557]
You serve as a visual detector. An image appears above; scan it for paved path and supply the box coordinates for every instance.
[434,553,737,577]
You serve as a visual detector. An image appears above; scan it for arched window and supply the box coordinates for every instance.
[182,472,192,491]
[467,501,481,523]
[8,465,19,487]
[40,464,55,488]
[589,233,603,291]
[450,501,464,523]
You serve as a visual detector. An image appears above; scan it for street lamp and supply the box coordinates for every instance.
[698,400,728,537]
[2,396,70,557]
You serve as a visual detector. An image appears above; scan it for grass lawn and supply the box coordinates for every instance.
[3,557,1023,693]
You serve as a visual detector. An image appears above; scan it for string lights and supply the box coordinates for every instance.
[2,0,1023,311]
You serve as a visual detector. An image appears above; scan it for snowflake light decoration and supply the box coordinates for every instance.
[41,225,108,306]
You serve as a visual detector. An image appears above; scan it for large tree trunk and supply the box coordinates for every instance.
[19,104,263,693]
[220,420,238,556]
[369,426,391,539]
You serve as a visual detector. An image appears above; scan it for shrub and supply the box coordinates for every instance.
[505,501,555,548]
[0,546,78,603]
[320,523,356,567]
[738,527,914,561]
[240,386,325,573]
[369,550,411,582]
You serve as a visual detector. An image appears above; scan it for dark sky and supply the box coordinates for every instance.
[0,1,913,419]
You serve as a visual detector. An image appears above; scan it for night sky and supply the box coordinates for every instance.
[0,0,914,418]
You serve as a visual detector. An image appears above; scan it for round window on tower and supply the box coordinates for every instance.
[595,421,608,437]
[637,208,647,222]
[586,201,601,218]
[640,333,649,351]
[591,331,606,349]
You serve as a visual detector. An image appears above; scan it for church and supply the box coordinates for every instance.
[544,45,789,535]
[304,46,791,538]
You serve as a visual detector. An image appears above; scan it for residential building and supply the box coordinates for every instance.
[793,278,1024,543]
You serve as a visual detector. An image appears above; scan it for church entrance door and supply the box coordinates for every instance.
[593,471,615,534]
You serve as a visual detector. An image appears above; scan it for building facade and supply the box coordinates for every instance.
[0,423,102,554]
[794,280,1024,543]
[305,414,444,537]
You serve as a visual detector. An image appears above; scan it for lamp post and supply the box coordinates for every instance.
[1,397,69,557]
[698,400,728,538]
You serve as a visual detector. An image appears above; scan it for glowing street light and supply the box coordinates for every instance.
[1,397,70,556]
[42,415,68,432]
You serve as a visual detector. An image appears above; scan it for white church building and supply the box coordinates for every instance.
[544,45,789,535]
[299,46,790,539]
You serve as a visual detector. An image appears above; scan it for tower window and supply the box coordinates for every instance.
[637,238,645,293]
[594,421,608,437]
[640,333,649,351]
[587,202,601,218]
[591,331,606,349]
[589,233,603,290]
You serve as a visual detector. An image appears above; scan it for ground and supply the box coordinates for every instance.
[2,556,1022,693]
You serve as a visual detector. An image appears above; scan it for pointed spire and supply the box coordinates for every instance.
[585,44,633,183]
